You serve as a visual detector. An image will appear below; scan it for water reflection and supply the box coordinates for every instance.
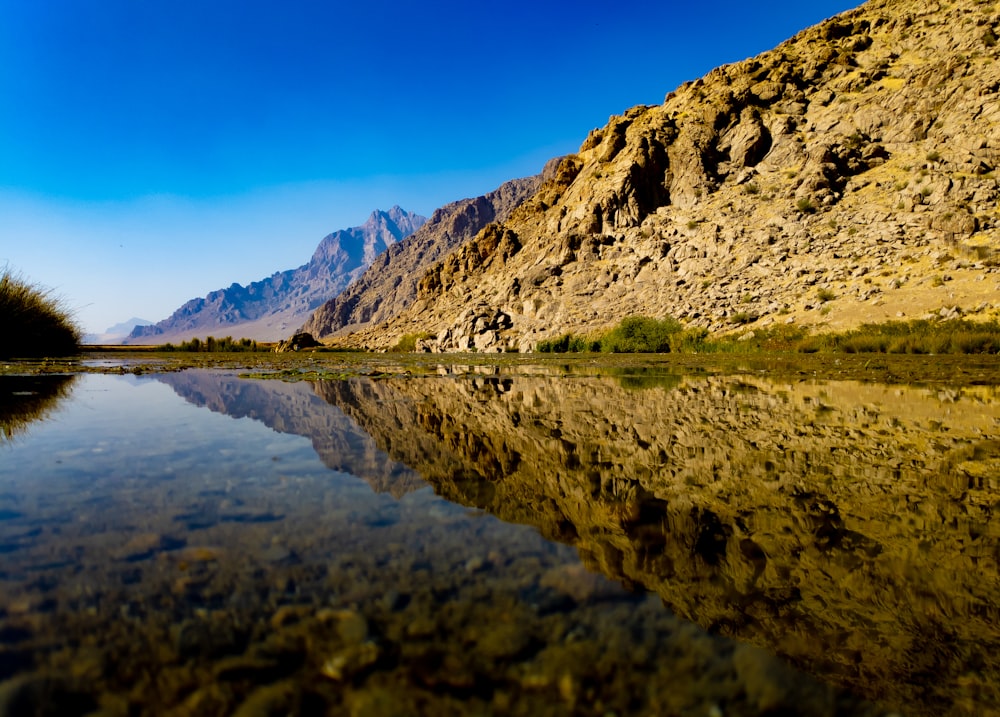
[295,369,1000,716]
[154,370,425,497]
[0,374,75,441]
[2,372,882,716]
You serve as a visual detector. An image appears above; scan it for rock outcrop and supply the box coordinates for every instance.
[125,207,425,344]
[299,170,553,340]
[336,0,1000,351]
[272,332,320,353]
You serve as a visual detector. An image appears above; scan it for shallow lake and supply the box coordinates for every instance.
[1,362,999,716]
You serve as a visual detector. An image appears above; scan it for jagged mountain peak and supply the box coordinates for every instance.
[300,174,547,339]
[126,207,426,344]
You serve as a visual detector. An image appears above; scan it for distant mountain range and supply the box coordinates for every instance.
[83,317,152,345]
[124,206,425,344]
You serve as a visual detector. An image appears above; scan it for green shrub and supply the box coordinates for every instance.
[801,319,1000,355]
[538,318,1000,356]
[159,336,261,352]
[600,316,683,353]
[669,327,709,353]
[535,333,596,353]
[390,332,433,353]
[0,268,81,358]
[817,288,837,302]
[796,197,817,214]
[728,312,756,326]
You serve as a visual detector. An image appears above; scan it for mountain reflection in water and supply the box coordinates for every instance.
[2,370,885,717]
[162,367,1000,716]
[2,366,995,715]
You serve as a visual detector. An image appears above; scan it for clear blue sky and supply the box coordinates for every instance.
[0,0,859,334]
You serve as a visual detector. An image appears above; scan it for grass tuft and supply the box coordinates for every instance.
[0,267,81,359]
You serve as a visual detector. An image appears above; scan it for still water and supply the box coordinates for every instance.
[1,365,998,716]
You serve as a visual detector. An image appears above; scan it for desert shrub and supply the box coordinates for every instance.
[160,336,260,352]
[796,197,817,214]
[390,332,433,353]
[536,333,595,353]
[751,325,810,351]
[839,335,889,353]
[537,333,570,353]
[669,327,710,353]
[0,268,80,358]
[695,324,811,354]
[803,319,1000,355]
[816,288,837,302]
[600,316,683,353]
[728,312,757,326]
[952,331,1000,354]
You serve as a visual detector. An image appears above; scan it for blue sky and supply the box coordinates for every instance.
[1,0,859,334]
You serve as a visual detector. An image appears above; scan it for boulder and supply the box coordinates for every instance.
[274,332,321,353]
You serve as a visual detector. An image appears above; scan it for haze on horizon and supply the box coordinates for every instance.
[0,0,859,335]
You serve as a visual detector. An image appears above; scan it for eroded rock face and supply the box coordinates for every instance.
[316,368,1000,715]
[343,0,1000,351]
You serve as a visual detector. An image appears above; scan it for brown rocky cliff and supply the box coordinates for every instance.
[343,0,1000,351]
[316,369,1000,714]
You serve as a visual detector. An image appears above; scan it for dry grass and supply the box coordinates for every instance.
[0,267,81,358]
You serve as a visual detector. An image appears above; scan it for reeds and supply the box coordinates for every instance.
[0,268,81,358]
[804,319,1000,355]
[533,316,1000,355]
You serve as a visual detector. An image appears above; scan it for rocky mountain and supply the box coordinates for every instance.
[125,207,425,344]
[333,0,1000,352]
[300,169,555,339]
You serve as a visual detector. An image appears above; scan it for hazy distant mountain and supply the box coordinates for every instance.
[125,206,425,344]
[83,317,152,344]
